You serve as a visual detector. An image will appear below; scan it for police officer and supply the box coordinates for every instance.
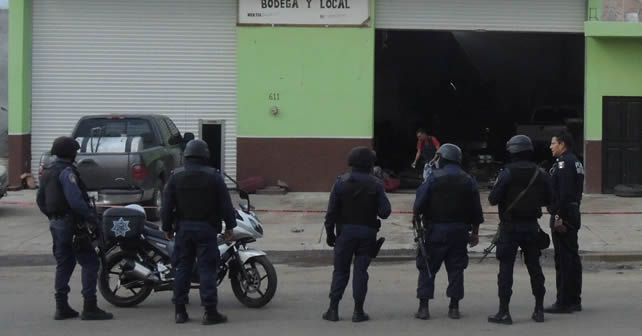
[36,136,113,321]
[413,144,484,320]
[161,139,237,325]
[487,135,553,325]
[322,146,391,323]
[545,132,584,314]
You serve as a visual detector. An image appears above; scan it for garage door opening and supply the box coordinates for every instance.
[374,30,584,188]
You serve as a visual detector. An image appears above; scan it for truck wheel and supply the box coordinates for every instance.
[145,180,163,221]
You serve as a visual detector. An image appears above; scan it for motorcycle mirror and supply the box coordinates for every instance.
[239,190,249,200]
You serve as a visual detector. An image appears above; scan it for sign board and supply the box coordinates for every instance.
[238,0,370,26]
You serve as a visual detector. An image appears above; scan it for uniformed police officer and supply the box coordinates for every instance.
[161,139,237,325]
[413,144,484,320]
[322,146,391,323]
[37,136,113,321]
[545,132,584,314]
[487,135,553,325]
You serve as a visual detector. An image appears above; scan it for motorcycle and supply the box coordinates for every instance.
[97,185,277,309]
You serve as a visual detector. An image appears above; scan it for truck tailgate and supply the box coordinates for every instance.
[75,153,137,191]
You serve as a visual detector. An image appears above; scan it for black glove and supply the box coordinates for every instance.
[326,231,336,247]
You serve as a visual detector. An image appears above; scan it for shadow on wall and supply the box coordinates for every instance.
[0,9,7,158]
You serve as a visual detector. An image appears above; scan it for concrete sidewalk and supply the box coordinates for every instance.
[1,189,642,259]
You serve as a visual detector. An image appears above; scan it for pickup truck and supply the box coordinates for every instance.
[40,115,194,221]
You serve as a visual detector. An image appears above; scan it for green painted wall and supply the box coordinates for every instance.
[585,37,642,140]
[237,15,374,137]
[8,0,31,134]
[587,0,602,21]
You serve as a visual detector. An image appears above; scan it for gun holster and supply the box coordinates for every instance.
[368,237,386,259]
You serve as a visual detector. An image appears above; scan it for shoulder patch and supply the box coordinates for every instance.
[68,172,77,185]
[575,161,585,175]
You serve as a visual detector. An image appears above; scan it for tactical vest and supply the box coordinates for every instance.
[426,170,474,223]
[173,166,220,227]
[503,163,543,220]
[40,161,88,216]
[336,173,379,229]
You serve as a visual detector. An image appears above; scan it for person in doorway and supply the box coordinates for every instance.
[161,139,236,325]
[487,135,553,325]
[322,147,392,323]
[412,144,484,320]
[37,136,114,321]
[411,129,440,181]
[545,132,584,314]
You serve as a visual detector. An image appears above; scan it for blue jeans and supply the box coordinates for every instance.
[423,164,432,182]
[50,219,99,300]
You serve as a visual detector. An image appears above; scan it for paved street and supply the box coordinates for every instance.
[1,261,641,336]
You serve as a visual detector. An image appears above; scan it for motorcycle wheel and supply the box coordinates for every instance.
[99,251,153,307]
[230,256,277,308]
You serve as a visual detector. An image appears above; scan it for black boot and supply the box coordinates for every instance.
[414,299,430,320]
[175,304,189,324]
[488,297,512,325]
[448,298,460,319]
[54,297,79,320]
[532,296,544,322]
[202,306,228,325]
[80,298,113,320]
[322,299,339,322]
[352,299,370,323]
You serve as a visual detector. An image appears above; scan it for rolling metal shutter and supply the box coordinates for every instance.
[31,0,237,179]
[375,0,586,33]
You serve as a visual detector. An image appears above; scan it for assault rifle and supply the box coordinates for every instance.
[413,215,432,278]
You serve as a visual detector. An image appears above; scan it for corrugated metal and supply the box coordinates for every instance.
[375,0,586,32]
[31,0,238,180]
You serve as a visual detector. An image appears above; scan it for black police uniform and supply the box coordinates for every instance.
[413,164,484,306]
[161,159,236,312]
[548,151,584,311]
[37,158,110,320]
[488,160,553,316]
[324,170,391,316]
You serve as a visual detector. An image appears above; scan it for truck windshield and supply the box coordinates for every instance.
[75,118,152,138]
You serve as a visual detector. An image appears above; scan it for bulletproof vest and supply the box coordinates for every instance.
[40,161,86,215]
[426,170,474,223]
[421,138,437,162]
[503,164,543,220]
[336,173,379,229]
[173,166,219,224]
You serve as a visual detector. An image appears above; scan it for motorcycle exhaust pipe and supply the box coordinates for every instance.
[119,259,160,282]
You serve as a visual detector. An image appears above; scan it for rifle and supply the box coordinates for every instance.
[412,215,432,278]
[479,230,500,263]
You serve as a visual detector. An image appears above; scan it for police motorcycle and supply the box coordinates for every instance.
[97,182,277,309]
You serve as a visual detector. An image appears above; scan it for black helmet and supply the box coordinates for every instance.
[348,146,376,171]
[51,136,80,160]
[506,135,534,154]
[436,143,462,163]
[184,139,210,160]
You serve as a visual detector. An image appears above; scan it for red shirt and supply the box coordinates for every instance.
[417,136,440,151]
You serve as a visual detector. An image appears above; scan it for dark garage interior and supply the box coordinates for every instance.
[373,30,585,188]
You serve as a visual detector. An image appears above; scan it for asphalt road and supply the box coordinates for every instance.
[1,261,641,336]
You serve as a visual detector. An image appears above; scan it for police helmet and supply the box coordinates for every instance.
[184,139,210,160]
[125,204,146,220]
[348,146,376,171]
[51,136,80,160]
[506,135,534,154]
[436,143,462,163]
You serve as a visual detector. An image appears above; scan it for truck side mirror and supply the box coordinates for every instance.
[183,132,195,142]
